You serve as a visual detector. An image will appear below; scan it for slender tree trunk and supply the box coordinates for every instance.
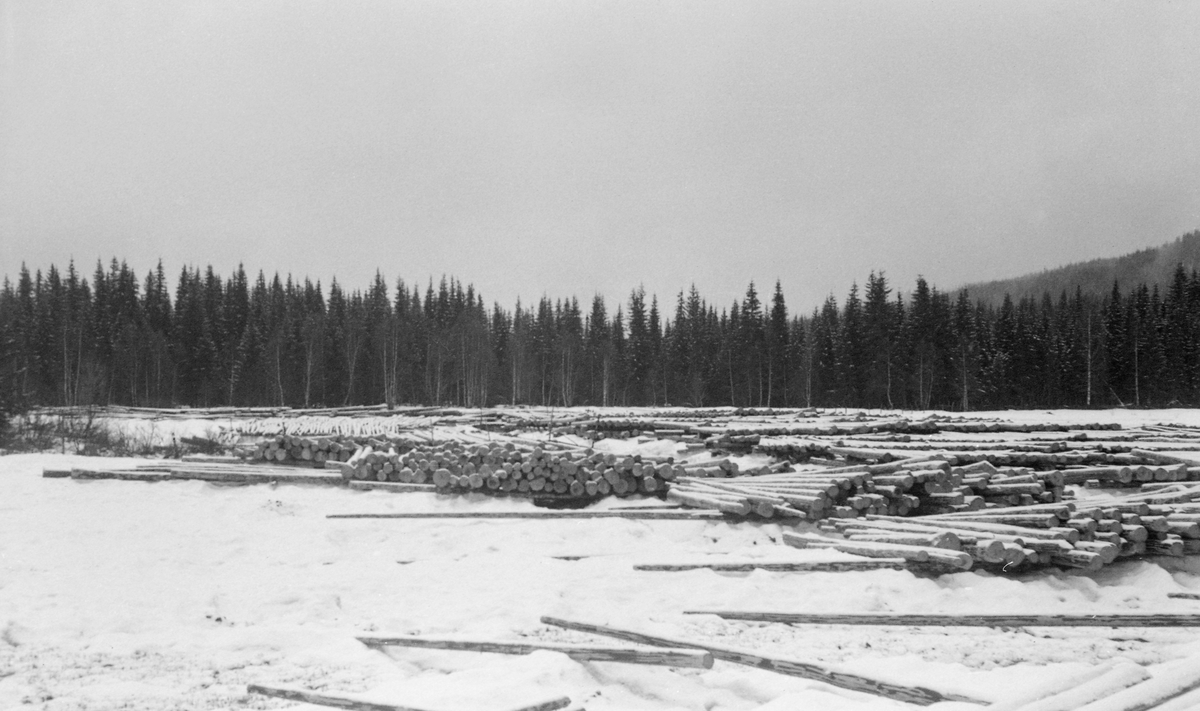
[275,341,285,407]
[1086,314,1093,407]
[767,357,774,408]
[728,351,736,408]
[602,355,609,407]
[959,345,968,411]
[886,355,894,409]
[1134,338,1140,407]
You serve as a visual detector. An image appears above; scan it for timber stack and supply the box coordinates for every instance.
[663,456,1068,521]
[244,434,361,465]
[342,440,685,500]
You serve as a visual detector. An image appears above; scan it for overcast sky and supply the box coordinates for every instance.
[2,1,1198,313]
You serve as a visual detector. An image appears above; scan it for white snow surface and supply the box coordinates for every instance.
[6,410,1200,710]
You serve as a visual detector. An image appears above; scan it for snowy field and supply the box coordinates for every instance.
[6,410,1200,710]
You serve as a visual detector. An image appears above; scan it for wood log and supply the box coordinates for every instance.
[356,635,712,668]
[1130,449,1200,467]
[1071,653,1200,711]
[181,454,242,464]
[1073,541,1120,564]
[680,612,1200,627]
[539,616,980,706]
[1146,537,1185,556]
[991,663,1148,711]
[782,532,973,569]
[247,684,571,711]
[327,510,726,520]
[1149,686,1200,711]
[933,502,1075,519]
[831,520,1023,555]
[665,489,752,516]
[169,469,346,485]
[844,532,960,549]
[633,559,908,572]
[348,481,437,493]
[884,517,1079,543]
[70,468,173,481]
[1168,592,1200,600]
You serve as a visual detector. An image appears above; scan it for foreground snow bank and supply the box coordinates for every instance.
[3,450,1200,711]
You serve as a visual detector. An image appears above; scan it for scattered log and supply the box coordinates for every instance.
[70,468,172,481]
[1130,449,1200,467]
[1071,653,1200,711]
[181,454,243,464]
[247,684,571,711]
[992,663,1149,711]
[169,468,345,485]
[680,611,1200,627]
[633,559,908,572]
[356,635,713,668]
[348,481,437,493]
[782,532,973,570]
[539,616,981,706]
[327,510,725,520]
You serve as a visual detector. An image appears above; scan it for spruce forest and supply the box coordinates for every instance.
[0,258,1194,412]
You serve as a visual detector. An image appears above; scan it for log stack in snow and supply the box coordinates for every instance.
[663,457,1067,522]
[244,434,360,466]
[342,441,686,500]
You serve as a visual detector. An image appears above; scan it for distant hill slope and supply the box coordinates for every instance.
[960,230,1200,305]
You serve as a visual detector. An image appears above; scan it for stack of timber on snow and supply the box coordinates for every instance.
[659,442,1200,572]
[244,434,362,465]
[663,457,1068,522]
[343,440,684,499]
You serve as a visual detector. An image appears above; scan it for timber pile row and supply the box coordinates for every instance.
[699,420,1121,438]
[808,502,1174,572]
[753,438,1200,470]
[242,433,368,465]
[662,447,1200,572]
[664,458,1067,522]
[538,414,1123,441]
[340,440,684,499]
[232,415,442,437]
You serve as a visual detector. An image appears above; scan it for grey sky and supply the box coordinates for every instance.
[2,1,1198,313]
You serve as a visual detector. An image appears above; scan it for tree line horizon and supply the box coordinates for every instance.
[0,258,1191,412]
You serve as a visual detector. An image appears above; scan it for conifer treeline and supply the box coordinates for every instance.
[1,259,1196,411]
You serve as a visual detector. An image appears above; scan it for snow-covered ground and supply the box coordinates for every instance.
[6,410,1200,710]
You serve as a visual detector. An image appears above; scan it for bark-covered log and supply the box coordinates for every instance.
[356,635,712,668]
[538,616,981,706]
[327,510,725,520]
[247,684,571,711]
[682,611,1200,627]
[1070,654,1200,711]
[990,663,1148,711]
[633,559,908,572]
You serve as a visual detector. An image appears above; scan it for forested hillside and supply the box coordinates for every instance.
[0,259,1196,412]
[962,230,1200,306]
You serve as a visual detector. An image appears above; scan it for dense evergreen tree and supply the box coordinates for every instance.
[6,258,1200,411]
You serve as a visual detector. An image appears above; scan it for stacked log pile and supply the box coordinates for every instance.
[664,457,1069,522]
[244,434,362,465]
[810,504,1124,572]
[808,482,1200,571]
[659,444,1200,572]
[340,441,685,500]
